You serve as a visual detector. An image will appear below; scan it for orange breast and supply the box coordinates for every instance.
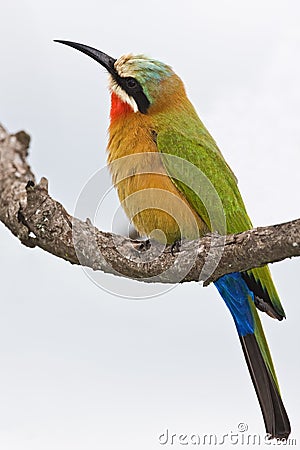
[107,100,206,243]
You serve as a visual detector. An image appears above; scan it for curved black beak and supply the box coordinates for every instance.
[54,40,117,77]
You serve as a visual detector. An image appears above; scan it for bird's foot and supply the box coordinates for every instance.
[171,239,181,256]
[137,239,151,252]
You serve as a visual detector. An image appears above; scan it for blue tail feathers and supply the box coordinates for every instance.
[214,272,255,336]
[214,272,291,439]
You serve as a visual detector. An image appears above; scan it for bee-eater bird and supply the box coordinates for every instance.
[55,40,291,439]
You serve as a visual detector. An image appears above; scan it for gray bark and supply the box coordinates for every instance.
[0,123,299,285]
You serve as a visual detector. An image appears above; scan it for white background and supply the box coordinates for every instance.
[1,1,299,448]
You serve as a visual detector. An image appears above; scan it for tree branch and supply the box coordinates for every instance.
[0,123,299,285]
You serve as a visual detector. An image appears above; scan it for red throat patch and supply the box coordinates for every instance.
[110,92,133,121]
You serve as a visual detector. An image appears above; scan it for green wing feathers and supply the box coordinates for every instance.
[157,129,286,320]
[243,267,286,320]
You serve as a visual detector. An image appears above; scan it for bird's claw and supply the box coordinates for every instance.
[137,239,151,252]
[171,239,181,256]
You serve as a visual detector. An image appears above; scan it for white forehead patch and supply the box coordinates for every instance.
[114,54,135,78]
[109,75,138,113]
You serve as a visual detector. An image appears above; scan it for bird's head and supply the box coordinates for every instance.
[54,40,186,116]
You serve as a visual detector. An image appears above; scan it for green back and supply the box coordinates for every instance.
[155,112,285,318]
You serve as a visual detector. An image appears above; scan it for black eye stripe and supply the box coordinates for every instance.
[131,91,150,114]
[115,75,150,114]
